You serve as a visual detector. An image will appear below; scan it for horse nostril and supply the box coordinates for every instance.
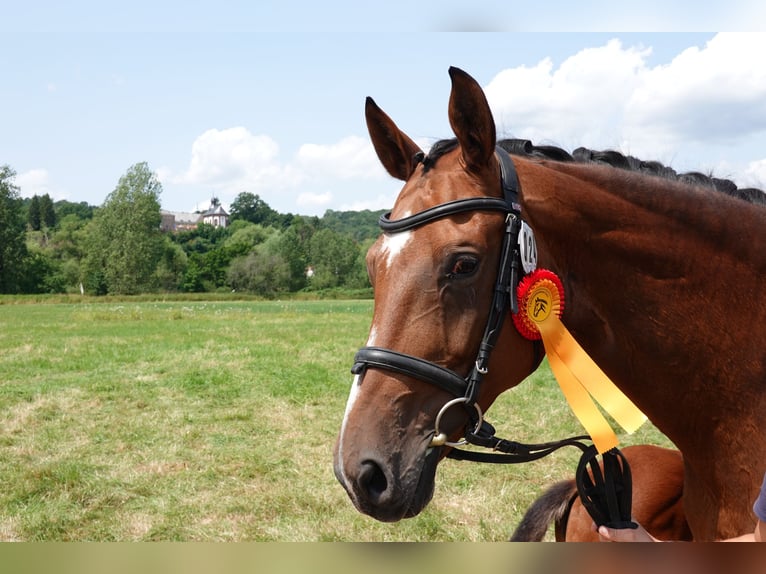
[359,460,389,502]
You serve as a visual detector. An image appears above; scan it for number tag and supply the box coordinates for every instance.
[518,221,537,274]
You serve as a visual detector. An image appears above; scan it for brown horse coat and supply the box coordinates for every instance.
[335,66,766,540]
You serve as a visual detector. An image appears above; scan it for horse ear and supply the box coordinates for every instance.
[365,97,424,181]
[447,66,496,173]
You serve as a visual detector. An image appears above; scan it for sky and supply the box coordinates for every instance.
[3,4,766,217]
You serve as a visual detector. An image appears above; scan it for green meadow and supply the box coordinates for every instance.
[0,298,670,541]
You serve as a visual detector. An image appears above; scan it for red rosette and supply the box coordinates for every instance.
[512,269,565,341]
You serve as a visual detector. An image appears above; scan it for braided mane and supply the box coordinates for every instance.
[421,138,766,205]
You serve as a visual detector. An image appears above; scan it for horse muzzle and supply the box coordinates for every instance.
[333,443,442,522]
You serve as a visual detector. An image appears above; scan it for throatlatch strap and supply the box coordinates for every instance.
[575,445,638,530]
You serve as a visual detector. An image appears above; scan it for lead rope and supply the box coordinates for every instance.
[446,423,637,529]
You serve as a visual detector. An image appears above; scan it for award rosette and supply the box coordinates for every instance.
[513,269,647,453]
[513,269,564,341]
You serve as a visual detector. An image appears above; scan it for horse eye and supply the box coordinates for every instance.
[447,255,479,278]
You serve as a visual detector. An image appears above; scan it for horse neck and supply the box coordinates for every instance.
[515,158,766,454]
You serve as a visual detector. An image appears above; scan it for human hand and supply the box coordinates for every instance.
[593,521,659,542]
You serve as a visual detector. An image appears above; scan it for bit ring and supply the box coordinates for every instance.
[429,397,483,448]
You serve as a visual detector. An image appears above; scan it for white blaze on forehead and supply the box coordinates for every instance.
[380,229,413,268]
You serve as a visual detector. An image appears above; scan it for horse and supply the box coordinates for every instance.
[511,444,691,541]
[333,66,766,541]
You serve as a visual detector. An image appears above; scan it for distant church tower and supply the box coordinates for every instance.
[199,196,229,228]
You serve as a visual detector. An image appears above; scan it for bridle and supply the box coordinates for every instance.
[350,145,637,530]
[352,146,527,450]
[352,145,591,464]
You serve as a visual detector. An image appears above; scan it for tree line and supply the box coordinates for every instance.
[0,162,385,297]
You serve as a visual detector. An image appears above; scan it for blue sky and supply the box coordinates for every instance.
[3,4,766,215]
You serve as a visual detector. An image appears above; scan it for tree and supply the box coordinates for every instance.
[42,213,90,292]
[307,228,359,289]
[153,237,188,291]
[19,248,61,293]
[39,193,56,229]
[28,195,41,231]
[172,222,228,254]
[83,162,164,295]
[0,166,29,293]
[321,208,386,242]
[180,258,204,292]
[346,238,374,289]
[229,192,282,227]
[222,221,271,257]
[273,217,317,291]
[55,200,94,221]
[226,247,290,297]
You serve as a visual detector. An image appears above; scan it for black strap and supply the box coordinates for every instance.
[447,420,637,531]
[496,145,522,211]
[447,430,591,464]
[447,419,589,463]
[379,197,509,233]
[575,445,638,530]
[378,146,521,233]
[352,346,468,398]
[464,212,520,403]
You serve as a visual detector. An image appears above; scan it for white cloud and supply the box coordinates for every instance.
[159,34,766,215]
[172,127,283,186]
[161,128,389,213]
[159,127,297,208]
[485,34,766,164]
[168,129,385,193]
[625,34,766,147]
[297,191,333,207]
[296,136,384,180]
[485,39,650,150]
[15,168,67,200]
[340,191,399,212]
[744,158,766,188]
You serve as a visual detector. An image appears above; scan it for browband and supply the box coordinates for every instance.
[379,197,509,233]
[378,145,522,233]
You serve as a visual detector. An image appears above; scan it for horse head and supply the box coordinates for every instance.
[333,68,542,522]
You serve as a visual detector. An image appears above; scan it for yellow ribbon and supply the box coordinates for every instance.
[522,275,647,453]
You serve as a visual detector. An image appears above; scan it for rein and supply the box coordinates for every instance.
[351,146,637,529]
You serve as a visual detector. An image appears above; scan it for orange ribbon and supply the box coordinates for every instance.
[518,272,646,453]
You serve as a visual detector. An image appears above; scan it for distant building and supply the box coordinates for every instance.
[160,197,230,232]
[200,204,229,228]
[160,211,202,232]
[160,212,174,232]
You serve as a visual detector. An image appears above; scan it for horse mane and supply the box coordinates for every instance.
[422,138,766,205]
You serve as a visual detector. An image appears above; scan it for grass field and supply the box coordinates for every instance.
[0,298,672,541]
